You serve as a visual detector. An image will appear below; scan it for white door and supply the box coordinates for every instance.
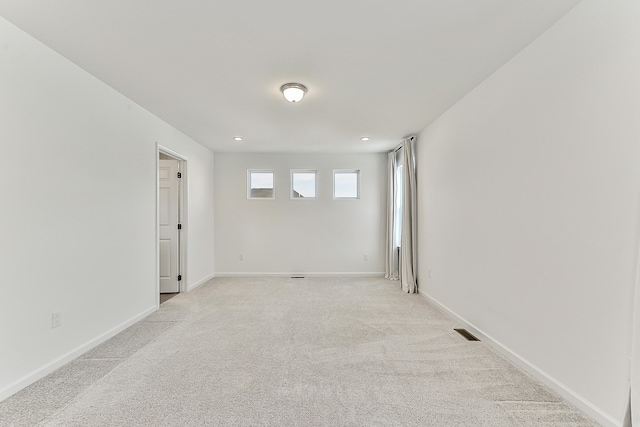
[159,159,180,293]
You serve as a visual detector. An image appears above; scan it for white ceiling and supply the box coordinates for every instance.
[0,0,581,153]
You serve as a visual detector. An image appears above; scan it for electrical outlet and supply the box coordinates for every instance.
[52,312,62,329]
[363,253,368,261]
[239,254,244,261]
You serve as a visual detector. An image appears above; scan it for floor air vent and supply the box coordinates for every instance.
[454,328,480,341]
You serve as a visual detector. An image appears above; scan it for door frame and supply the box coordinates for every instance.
[628,204,640,423]
[156,143,188,306]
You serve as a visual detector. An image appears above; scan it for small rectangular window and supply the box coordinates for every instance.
[248,170,275,199]
[291,170,317,199]
[334,170,359,199]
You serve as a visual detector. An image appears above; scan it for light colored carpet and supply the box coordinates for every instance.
[0,276,598,426]
[160,293,178,304]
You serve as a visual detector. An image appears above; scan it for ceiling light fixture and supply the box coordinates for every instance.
[234,137,243,142]
[280,83,307,103]
[361,137,370,142]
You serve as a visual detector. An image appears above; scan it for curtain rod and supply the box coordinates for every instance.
[392,135,415,153]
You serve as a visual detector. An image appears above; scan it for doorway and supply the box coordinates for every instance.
[157,147,187,301]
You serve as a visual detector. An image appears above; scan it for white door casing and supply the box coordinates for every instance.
[159,159,179,293]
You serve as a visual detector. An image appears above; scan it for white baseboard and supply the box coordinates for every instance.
[214,272,385,278]
[186,272,216,292]
[417,289,619,427]
[0,306,157,403]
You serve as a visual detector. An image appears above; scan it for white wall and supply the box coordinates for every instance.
[416,1,640,425]
[214,153,386,275]
[0,17,215,400]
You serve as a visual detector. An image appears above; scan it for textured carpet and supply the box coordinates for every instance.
[0,276,598,426]
[160,293,178,304]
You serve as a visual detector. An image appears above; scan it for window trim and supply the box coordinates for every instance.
[333,169,360,199]
[247,169,275,200]
[290,169,317,200]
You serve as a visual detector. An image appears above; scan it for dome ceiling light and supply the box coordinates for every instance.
[280,83,307,103]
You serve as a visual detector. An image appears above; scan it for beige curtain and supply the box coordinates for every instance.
[400,137,417,293]
[385,152,398,280]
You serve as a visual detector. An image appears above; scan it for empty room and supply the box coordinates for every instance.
[0,1,639,426]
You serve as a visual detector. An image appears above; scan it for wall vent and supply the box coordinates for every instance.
[454,328,480,341]
[291,276,305,279]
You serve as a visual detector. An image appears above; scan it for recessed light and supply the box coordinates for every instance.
[234,137,243,142]
[361,137,370,142]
